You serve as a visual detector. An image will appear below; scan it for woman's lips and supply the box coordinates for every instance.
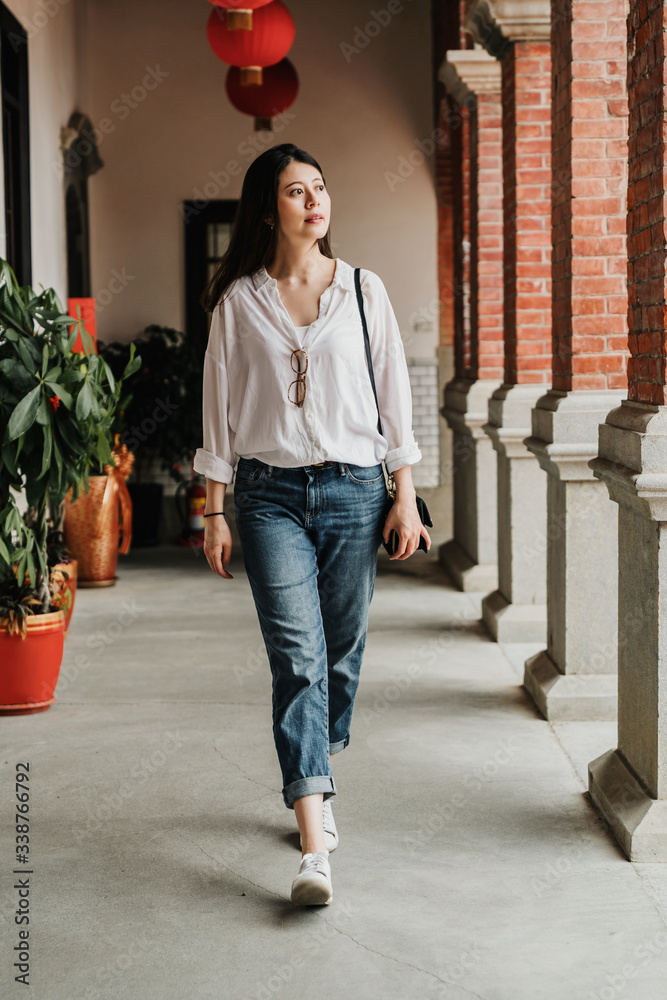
[305,216,324,223]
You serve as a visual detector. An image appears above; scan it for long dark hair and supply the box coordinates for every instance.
[201,143,334,312]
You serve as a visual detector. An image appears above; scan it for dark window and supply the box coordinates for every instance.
[183,199,238,355]
[1,3,30,285]
[62,112,103,298]
[66,182,90,297]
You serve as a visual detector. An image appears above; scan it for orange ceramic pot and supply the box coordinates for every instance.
[63,473,132,587]
[0,610,66,714]
[50,559,78,633]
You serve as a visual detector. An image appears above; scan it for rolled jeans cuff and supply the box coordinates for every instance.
[329,735,349,755]
[283,774,337,810]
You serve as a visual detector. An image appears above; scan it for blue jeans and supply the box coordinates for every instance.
[233,457,388,809]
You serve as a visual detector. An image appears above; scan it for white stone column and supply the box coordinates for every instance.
[482,384,547,641]
[589,402,667,860]
[441,378,502,591]
[523,391,624,719]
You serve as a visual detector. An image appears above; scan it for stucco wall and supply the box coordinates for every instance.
[0,0,84,298]
[81,0,438,359]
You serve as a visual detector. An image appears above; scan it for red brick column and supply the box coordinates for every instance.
[626,0,667,402]
[551,0,628,392]
[502,40,552,386]
[472,90,504,380]
[436,97,456,353]
[451,98,473,377]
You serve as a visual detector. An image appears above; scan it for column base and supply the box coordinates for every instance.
[439,538,498,593]
[524,650,617,721]
[481,589,546,643]
[589,748,667,862]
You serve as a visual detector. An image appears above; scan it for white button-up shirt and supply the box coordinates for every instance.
[193,257,422,484]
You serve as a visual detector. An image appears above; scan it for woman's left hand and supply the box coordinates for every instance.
[383,498,431,559]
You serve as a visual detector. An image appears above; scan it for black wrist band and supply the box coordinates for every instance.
[203,512,226,518]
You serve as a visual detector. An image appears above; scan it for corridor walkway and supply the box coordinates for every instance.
[2,545,667,999]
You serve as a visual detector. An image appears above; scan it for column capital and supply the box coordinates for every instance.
[591,401,667,520]
[465,0,551,57]
[438,49,502,105]
[525,389,627,481]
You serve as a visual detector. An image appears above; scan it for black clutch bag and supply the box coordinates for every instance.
[354,267,434,556]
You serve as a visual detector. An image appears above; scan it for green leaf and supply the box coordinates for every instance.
[17,336,40,369]
[100,357,116,392]
[52,435,64,492]
[41,342,49,377]
[0,533,11,569]
[75,380,93,420]
[35,394,49,426]
[0,359,36,393]
[44,381,72,409]
[39,426,52,478]
[64,327,78,351]
[7,384,40,440]
[59,368,85,386]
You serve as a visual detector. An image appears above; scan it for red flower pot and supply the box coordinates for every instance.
[0,610,66,714]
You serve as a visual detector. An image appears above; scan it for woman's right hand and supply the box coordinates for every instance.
[203,515,234,579]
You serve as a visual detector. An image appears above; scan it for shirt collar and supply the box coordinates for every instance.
[251,258,354,294]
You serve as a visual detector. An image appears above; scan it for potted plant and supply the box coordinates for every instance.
[99,325,203,546]
[0,258,140,712]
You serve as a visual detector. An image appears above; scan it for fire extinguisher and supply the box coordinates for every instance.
[175,473,207,548]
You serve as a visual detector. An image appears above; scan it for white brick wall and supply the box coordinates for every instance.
[407,360,440,488]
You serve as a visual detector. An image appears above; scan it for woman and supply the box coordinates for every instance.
[193,143,429,906]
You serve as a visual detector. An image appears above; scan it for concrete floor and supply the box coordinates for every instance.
[2,544,667,1000]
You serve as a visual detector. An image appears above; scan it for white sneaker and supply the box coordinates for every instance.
[322,798,339,851]
[291,851,333,906]
[299,798,339,853]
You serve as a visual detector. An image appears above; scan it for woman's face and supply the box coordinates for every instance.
[273,160,331,244]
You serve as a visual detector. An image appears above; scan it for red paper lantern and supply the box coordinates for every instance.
[207,1,295,86]
[67,298,97,354]
[207,0,273,31]
[226,58,298,125]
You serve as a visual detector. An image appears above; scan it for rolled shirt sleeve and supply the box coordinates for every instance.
[362,270,422,475]
[193,302,237,484]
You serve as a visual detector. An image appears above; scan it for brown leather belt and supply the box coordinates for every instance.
[313,461,334,467]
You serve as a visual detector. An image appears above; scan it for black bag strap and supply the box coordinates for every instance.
[354,267,383,438]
